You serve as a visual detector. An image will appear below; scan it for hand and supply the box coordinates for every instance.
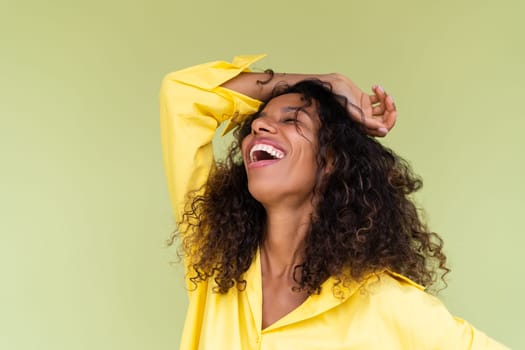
[328,74,397,137]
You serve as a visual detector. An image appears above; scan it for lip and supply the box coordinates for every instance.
[245,138,287,168]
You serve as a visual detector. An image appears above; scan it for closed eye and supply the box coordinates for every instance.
[281,110,302,124]
[282,117,298,123]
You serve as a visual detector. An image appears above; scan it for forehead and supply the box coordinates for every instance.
[262,93,317,114]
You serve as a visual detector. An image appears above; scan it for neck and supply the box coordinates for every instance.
[260,202,314,280]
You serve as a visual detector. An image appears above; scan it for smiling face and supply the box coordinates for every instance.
[241,93,321,207]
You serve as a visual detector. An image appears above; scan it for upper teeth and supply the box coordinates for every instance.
[249,144,285,162]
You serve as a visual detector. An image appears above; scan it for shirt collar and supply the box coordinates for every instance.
[244,248,370,333]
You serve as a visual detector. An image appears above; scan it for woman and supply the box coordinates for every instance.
[160,55,507,349]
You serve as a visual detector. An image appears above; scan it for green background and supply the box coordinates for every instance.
[2,0,523,349]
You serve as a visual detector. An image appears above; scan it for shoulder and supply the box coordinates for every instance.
[356,271,509,349]
[363,271,451,325]
[360,271,485,349]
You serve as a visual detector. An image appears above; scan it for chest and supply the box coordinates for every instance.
[186,282,409,350]
[261,276,308,329]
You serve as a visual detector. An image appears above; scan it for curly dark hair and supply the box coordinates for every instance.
[173,79,449,295]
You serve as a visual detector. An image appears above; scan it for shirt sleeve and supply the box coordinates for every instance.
[159,55,264,222]
[383,273,509,349]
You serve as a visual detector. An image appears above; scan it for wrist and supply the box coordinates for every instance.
[326,73,362,106]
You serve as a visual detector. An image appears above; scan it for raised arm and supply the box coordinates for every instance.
[160,55,397,222]
[160,55,264,222]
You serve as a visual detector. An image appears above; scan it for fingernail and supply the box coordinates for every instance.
[377,127,388,135]
[387,95,394,103]
[377,85,385,94]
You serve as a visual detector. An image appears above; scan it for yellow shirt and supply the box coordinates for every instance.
[160,55,508,350]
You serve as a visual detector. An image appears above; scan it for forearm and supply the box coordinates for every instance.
[223,70,396,136]
[221,71,335,103]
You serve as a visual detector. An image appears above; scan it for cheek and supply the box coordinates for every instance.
[298,136,319,165]
[291,141,320,181]
[303,141,321,183]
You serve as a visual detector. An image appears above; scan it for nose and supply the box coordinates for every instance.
[251,117,277,135]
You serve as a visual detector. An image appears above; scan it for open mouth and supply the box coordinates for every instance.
[249,144,285,163]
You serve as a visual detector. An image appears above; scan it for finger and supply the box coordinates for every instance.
[371,85,388,112]
[364,108,397,134]
[366,109,397,133]
[372,103,386,115]
[366,127,389,137]
[372,92,391,115]
[372,85,386,100]
[372,91,396,117]
[382,95,397,130]
[383,108,397,131]
[367,86,397,135]
[359,116,385,130]
[385,94,396,111]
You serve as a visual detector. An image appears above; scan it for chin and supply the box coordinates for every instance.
[247,179,287,205]
[248,180,316,208]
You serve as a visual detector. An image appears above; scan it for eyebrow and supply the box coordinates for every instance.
[259,106,312,118]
